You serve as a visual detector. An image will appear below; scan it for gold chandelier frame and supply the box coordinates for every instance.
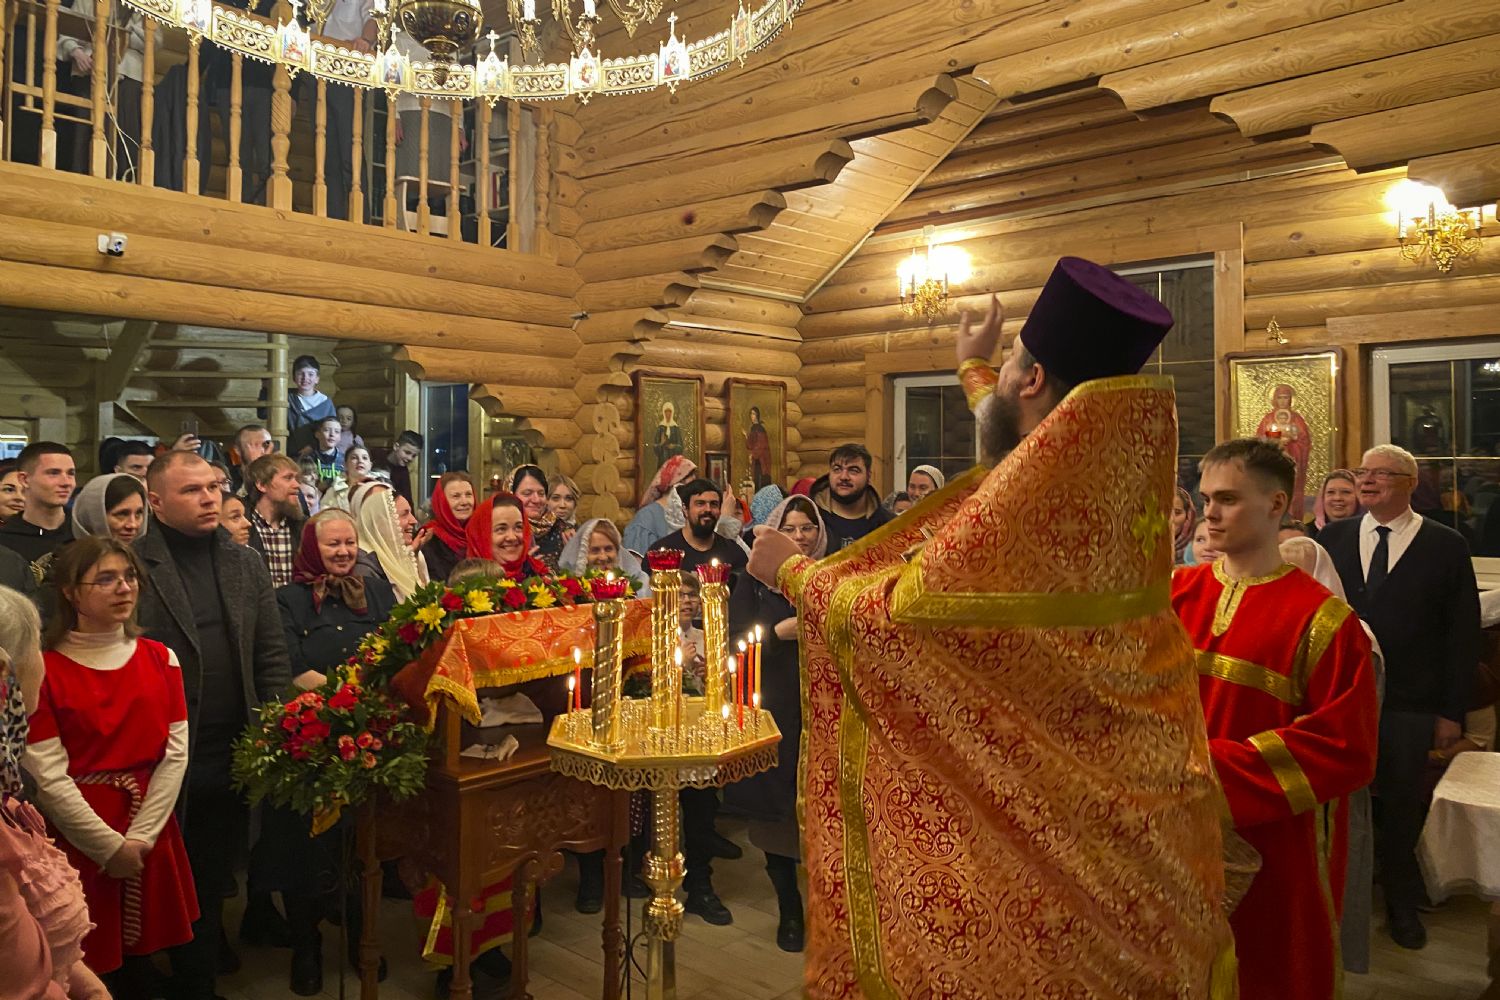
[117,0,803,105]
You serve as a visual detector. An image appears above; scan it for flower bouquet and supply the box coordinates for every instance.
[232,673,430,834]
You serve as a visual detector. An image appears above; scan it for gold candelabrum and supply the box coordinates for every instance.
[1398,201,1484,273]
[548,554,778,1000]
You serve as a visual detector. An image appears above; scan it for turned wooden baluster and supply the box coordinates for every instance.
[417,96,430,235]
[184,37,199,192]
[268,0,292,209]
[313,77,327,216]
[87,0,106,176]
[227,52,243,201]
[383,91,395,227]
[139,17,155,185]
[476,99,491,247]
[39,0,58,168]
[447,98,460,239]
[349,87,363,222]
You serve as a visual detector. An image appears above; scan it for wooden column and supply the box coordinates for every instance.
[417,97,430,235]
[268,333,289,446]
[349,87,363,222]
[476,100,491,248]
[534,105,549,256]
[39,0,58,168]
[184,38,200,193]
[447,99,460,239]
[139,20,155,185]
[227,53,243,202]
[506,102,519,248]
[267,0,293,210]
[88,0,107,176]
[383,92,396,228]
[314,77,328,216]
[0,0,7,156]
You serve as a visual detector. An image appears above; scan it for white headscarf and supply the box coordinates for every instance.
[909,464,946,491]
[560,518,650,596]
[350,480,429,601]
[766,494,829,561]
[71,473,148,540]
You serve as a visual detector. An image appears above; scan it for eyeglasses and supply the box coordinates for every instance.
[79,571,140,590]
[1351,468,1414,481]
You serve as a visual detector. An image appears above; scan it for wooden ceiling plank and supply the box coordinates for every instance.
[1210,32,1500,137]
[1310,87,1500,170]
[1106,0,1496,114]
[976,0,1397,102]
[1407,144,1500,208]
[735,234,845,266]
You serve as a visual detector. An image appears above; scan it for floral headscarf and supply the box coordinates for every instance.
[465,494,549,581]
[1173,485,1198,565]
[749,485,785,527]
[767,494,828,561]
[292,511,368,614]
[641,455,697,507]
[1312,469,1360,530]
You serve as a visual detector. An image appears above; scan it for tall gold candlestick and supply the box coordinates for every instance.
[646,550,683,733]
[588,575,629,753]
[696,560,731,717]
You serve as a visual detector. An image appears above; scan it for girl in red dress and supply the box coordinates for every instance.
[24,537,198,993]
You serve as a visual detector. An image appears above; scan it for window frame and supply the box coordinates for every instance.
[891,372,976,489]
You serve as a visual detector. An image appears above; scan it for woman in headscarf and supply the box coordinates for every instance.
[464,494,550,582]
[420,472,476,584]
[26,538,197,992]
[623,455,696,555]
[71,473,148,545]
[559,518,649,595]
[882,491,913,516]
[0,585,103,1000]
[509,466,568,572]
[268,510,396,995]
[349,481,430,602]
[723,495,828,955]
[906,464,945,502]
[1309,469,1360,539]
[749,485,784,528]
[1171,485,1197,566]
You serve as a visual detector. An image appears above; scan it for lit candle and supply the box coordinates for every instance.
[721,702,730,744]
[753,625,763,703]
[728,657,740,731]
[567,673,576,715]
[736,640,747,730]
[573,647,583,713]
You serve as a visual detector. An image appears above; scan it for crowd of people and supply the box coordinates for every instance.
[0,271,1495,999]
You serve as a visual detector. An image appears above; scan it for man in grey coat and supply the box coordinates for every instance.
[136,451,292,1000]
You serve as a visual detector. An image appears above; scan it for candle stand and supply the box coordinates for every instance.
[548,555,778,1000]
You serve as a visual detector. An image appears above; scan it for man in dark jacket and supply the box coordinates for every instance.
[0,441,76,564]
[809,443,894,551]
[136,451,292,1000]
[0,544,37,598]
[1319,443,1481,951]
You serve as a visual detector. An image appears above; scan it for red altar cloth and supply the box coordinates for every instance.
[390,601,655,724]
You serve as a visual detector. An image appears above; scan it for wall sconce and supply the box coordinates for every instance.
[898,226,970,324]
[1388,179,1485,274]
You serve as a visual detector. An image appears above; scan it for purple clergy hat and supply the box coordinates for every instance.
[1017,257,1175,386]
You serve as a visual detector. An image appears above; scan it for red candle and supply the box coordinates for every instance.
[736,646,747,730]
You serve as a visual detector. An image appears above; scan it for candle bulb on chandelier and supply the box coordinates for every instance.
[523,0,535,19]
[583,0,596,15]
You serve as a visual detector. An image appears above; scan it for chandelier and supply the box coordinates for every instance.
[898,227,970,324]
[1390,180,1486,274]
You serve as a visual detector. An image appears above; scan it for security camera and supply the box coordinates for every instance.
[97,232,127,257]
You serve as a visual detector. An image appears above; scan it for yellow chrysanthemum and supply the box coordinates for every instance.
[529,586,557,609]
[415,604,448,632]
[369,636,389,656]
[465,590,495,613]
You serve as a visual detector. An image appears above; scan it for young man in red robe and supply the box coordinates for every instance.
[1174,438,1379,1000]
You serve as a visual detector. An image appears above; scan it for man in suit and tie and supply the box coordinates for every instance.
[1318,443,1481,950]
[136,450,292,1000]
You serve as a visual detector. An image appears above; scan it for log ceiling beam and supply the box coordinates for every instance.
[1310,87,1500,170]
[96,320,156,402]
[1208,32,1500,137]
[574,191,786,255]
[1407,145,1500,208]
[1101,0,1490,113]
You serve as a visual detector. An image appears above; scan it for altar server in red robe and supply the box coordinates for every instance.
[25,536,198,988]
[1173,438,1378,1000]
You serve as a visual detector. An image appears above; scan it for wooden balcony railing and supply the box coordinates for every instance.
[1,0,523,248]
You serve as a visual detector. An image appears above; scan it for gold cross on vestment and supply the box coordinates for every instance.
[1131,496,1170,559]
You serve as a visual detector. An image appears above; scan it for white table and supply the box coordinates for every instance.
[1420,751,1500,990]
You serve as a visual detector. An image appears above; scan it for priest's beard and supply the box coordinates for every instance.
[978,388,1024,462]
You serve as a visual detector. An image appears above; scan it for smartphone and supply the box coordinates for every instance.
[180,418,199,437]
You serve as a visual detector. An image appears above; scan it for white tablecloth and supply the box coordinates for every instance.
[1420,752,1500,902]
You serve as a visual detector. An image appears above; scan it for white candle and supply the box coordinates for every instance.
[583,0,596,16]
[523,0,535,19]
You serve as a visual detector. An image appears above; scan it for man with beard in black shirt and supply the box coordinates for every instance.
[135,451,291,1000]
[809,444,894,551]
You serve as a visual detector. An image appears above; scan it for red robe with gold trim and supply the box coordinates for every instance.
[1173,563,1378,1000]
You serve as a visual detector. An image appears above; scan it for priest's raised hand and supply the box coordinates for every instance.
[748,523,801,590]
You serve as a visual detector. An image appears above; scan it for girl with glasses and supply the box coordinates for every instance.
[25,537,197,996]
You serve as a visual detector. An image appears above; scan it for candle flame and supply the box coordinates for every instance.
[605,571,613,581]
[754,624,763,642]
[737,639,747,652]
[567,675,575,691]
[674,647,683,665]
[752,693,760,709]
[573,646,581,664]
[721,704,730,720]
[711,558,719,567]
[727,655,737,674]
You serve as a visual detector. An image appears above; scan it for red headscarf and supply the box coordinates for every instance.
[791,477,816,497]
[640,455,697,506]
[292,511,368,614]
[424,479,469,554]
[464,493,549,581]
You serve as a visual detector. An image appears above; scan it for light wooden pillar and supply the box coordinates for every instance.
[268,0,293,210]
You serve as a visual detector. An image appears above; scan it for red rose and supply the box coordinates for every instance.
[560,577,583,599]
[283,701,300,715]
[339,743,358,762]
[398,622,423,645]
[502,587,527,609]
[361,752,377,769]
[299,709,318,724]
[328,685,359,711]
[441,591,464,612]
[356,732,373,748]
[370,737,384,751]
[301,721,331,741]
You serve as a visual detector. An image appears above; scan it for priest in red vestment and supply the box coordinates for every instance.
[1174,439,1379,1000]
[750,258,1234,999]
